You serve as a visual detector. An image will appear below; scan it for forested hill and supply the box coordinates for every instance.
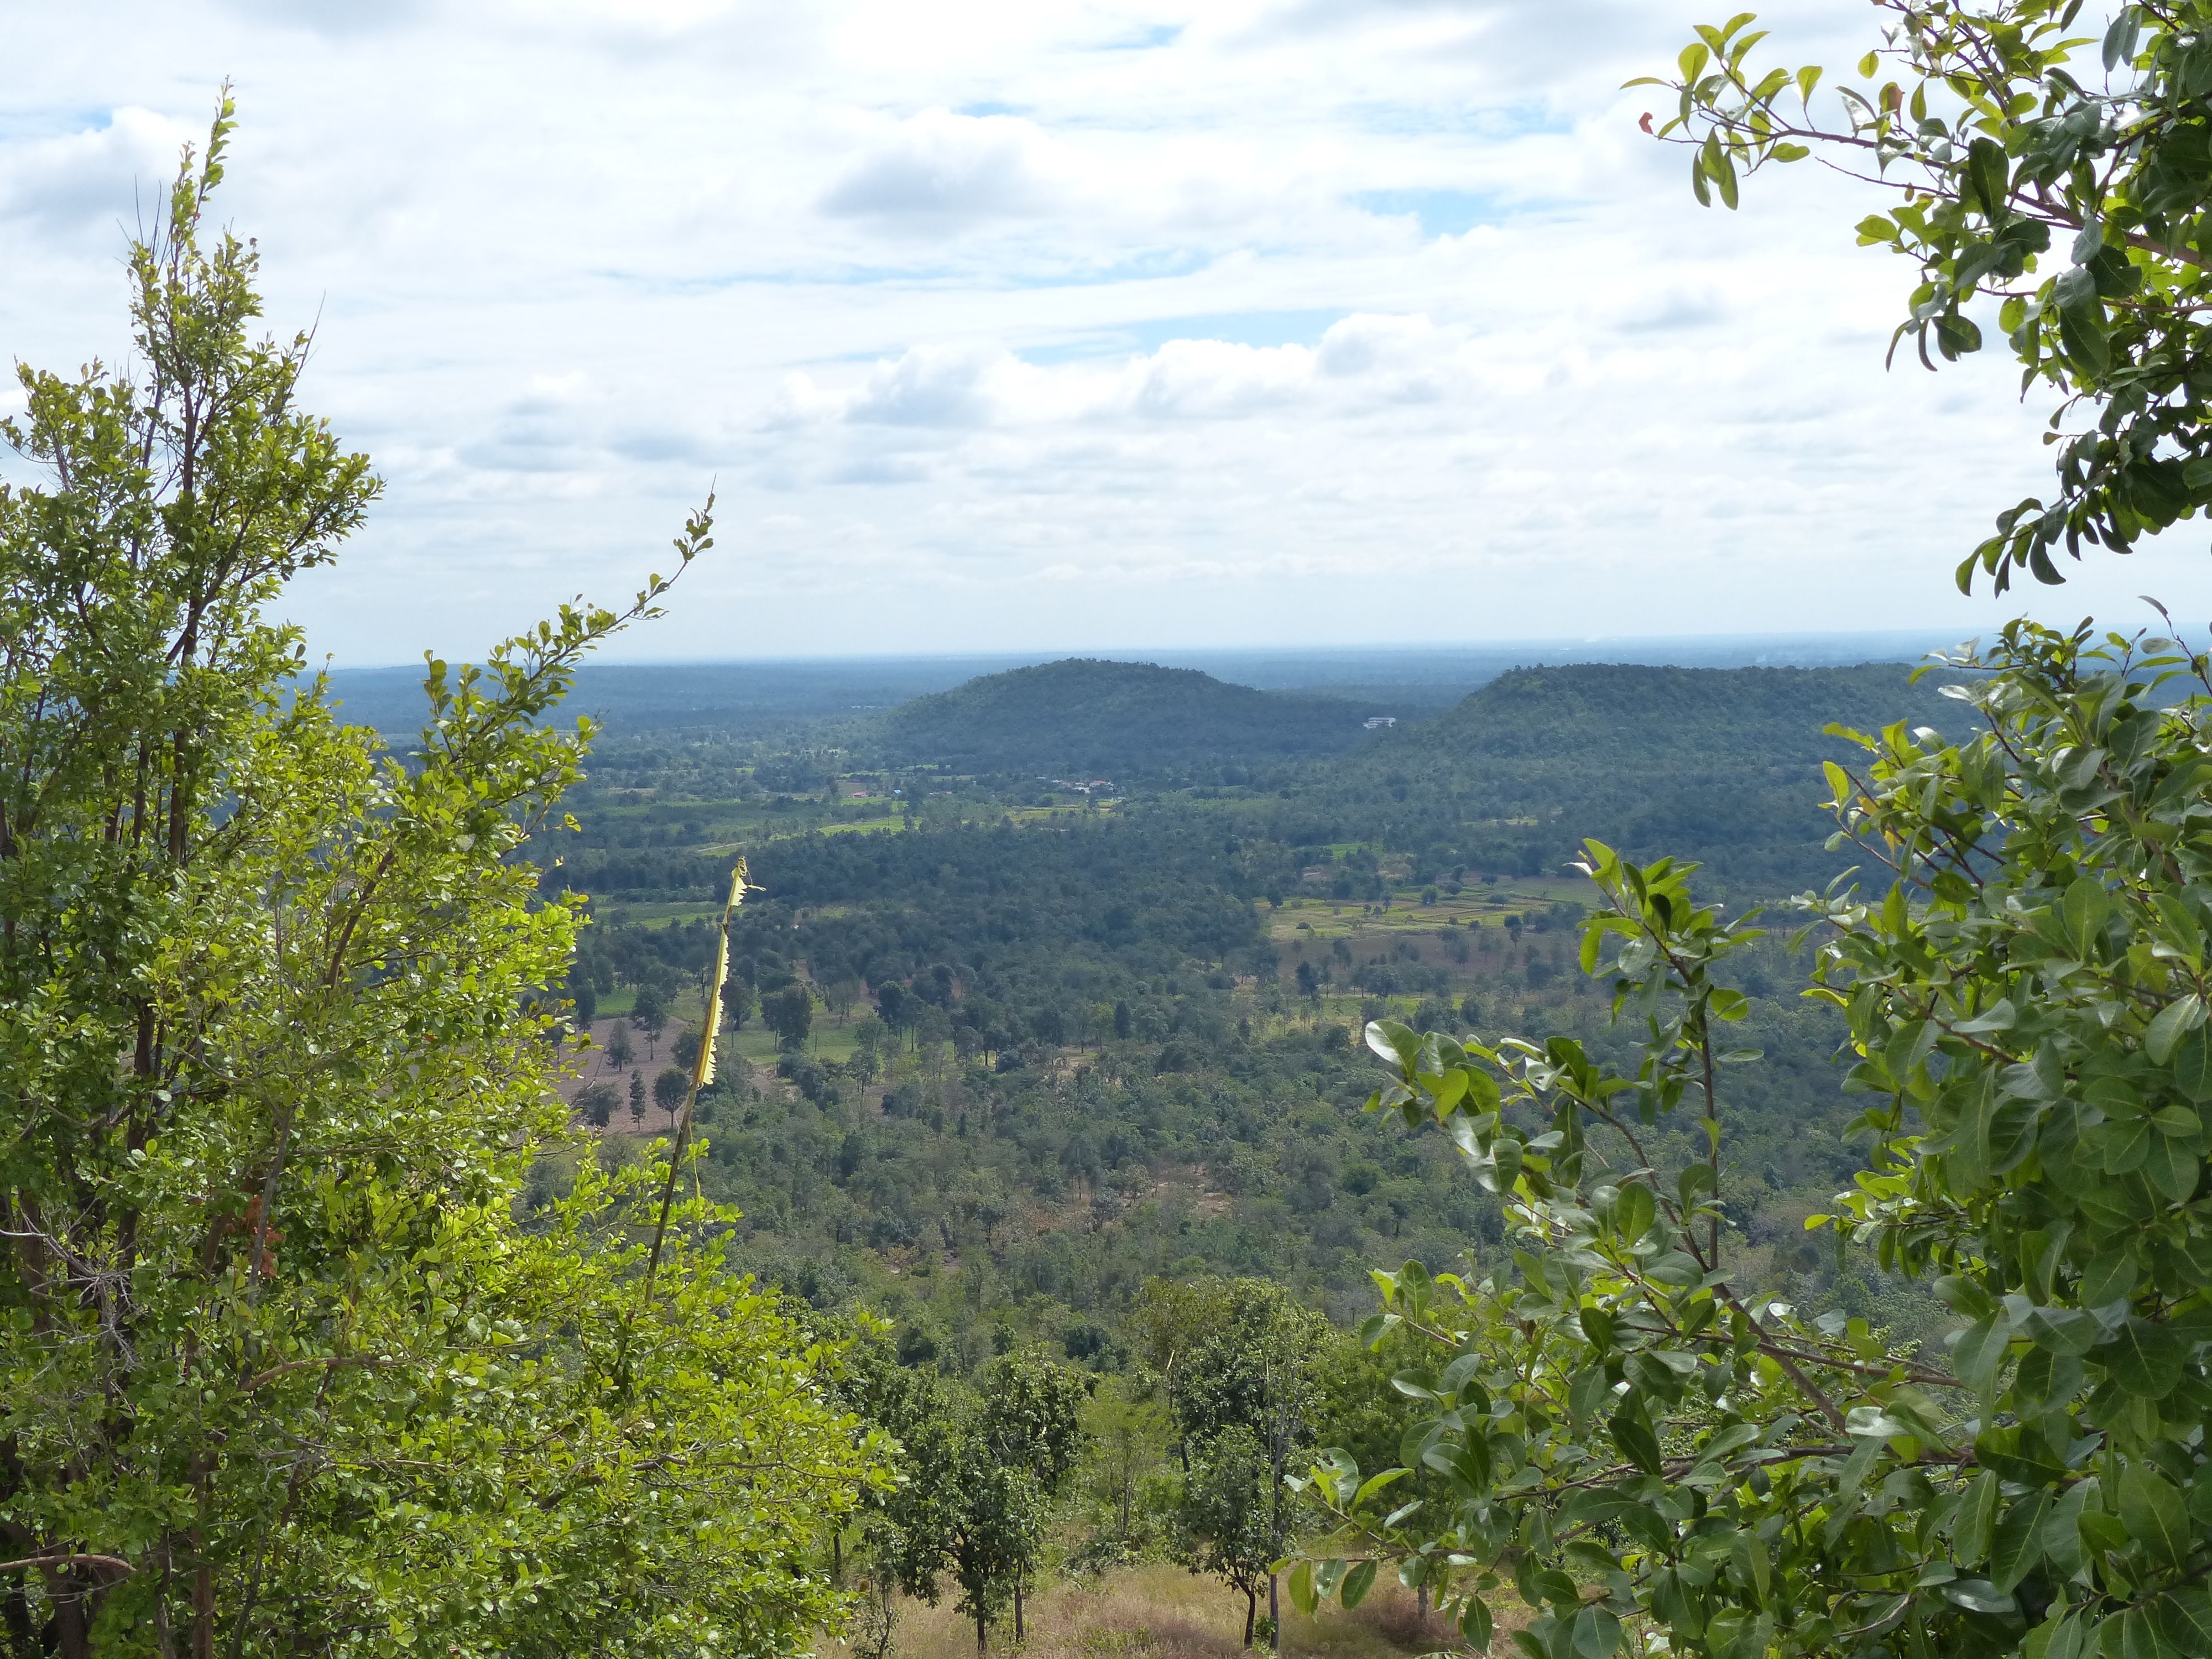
[1418,662,1961,760]
[879,659,1382,777]
[1311,661,1965,896]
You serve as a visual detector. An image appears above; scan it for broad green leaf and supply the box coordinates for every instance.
[1954,1469,2000,1564]
[1342,1559,1378,1609]
[2148,994,2206,1065]
[1461,1596,1495,1652]
[1571,1605,1621,1659]
[1991,1490,2051,1592]
[2100,1317,2185,1399]
[2119,1462,2191,1571]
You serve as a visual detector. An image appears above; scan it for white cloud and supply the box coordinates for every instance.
[822,109,1061,230]
[0,108,191,233]
[0,0,2195,662]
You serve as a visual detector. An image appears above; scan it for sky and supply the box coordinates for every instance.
[4,0,2209,666]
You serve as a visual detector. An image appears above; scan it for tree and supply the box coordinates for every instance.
[629,1068,648,1128]
[672,1025,702,1073]
[655,1065,690,1130]
[1134,1278,1327,1645]
[1181,1427,1284,1648]
[1079,1381,1171,1559]
[577,1081,620,1129]
[634,982,668,1054]
[604,1019,635,1072]
[724,978,757,1032]
[1300,623,2212,1659]
[877,979,907,1034]
[849,1349,1044,1653]
[853,1017,886,1084]
[1635,2,2212,594]
[978,1349,1092,1640]
[764,982,814,1050]
[828,976,865,1023]
[1114,999,1133,1040]
[0,99,878,1655]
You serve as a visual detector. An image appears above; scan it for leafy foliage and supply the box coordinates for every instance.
[1635,2,2212,591]
[0,102,873,1656]
[1300,624,2212,1659]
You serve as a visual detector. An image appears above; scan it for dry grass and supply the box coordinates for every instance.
[868,1562,1475,1659]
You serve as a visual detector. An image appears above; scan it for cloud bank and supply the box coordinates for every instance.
[0,0,2200,662]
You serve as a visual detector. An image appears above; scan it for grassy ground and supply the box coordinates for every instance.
[880,1562,1472,1659]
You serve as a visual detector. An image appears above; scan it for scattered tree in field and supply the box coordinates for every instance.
[828,977,865,1022]
[577,1082,619,1129]
[634,983,668,1055]
[628,1068,647,1129]
[1135,1278,1325,1645]
[978,1349,1092,1640]
[724,979,757,1032]
[764,983,814,1050]
[655,1065,689,1130]
[672,1026,701,1073]
[603,1020,635,1072]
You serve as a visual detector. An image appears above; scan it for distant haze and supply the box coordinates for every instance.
[323,630,1973,737]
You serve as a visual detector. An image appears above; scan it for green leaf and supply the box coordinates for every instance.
[1615,1182,1656,1242]
[2150,1590,2212,1658]
[1342,1559,1378,1610]
[1945,1579,2018,1614]
[2148,994,2206,1064]
[2100,1317,2186,1399]
[1955,1470,2001,1564]
[1953,1312,2010,1398]
[1289,1561,1318,1618]
[1571,1605,1621,1659]
[1461,1597,1494,1653]
[1991,1490,2052,1592]
[1609,1405,1664,1477]
[2120,1462,2192,1571]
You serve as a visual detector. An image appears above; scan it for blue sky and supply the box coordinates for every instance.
[1,0,2203,665]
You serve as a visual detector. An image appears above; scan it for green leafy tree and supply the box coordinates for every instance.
[577,1081,620,1129]
[1300,623,2212,1659]
[1634,2,2212,593]
[0,98,879,1655]
[629,1067,648,1128]
[979,1349,1092,1639]
[764,982,815,1050]
[634,982,668,1053]
[604,1019,635,1072]
[672,1025,702,1073]
[724,979,758,1034]
[655,1064,690,1130]
[851,1350,1045,1653]
[1180,1427,1286,1648]
[1077,1380,1173,1560]
[1135,1279,1327,1643]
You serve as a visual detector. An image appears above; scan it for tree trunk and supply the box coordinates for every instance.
[975,1611,988,1652]
[1244,1588,1256,1648]
[1267,1574,1279,1652]
[833,1531,843,1587]
[1014,1574,1025,1642]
